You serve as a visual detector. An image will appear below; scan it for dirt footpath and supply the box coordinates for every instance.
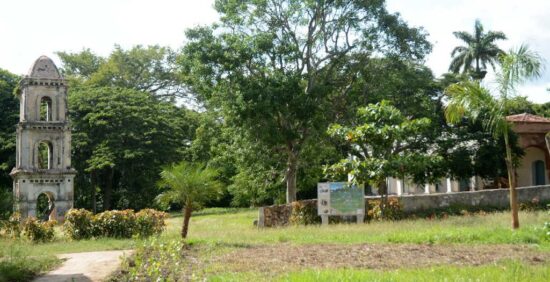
[33,250,133,282]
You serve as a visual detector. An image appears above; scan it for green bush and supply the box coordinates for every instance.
[367,198,403,221]
[112,238,185,281]
[92,209,136,238]
[21,217,55,243]
[1,212,21,239]
[63,208,94,240]
[61,208,168,240]
[134,209,168,238]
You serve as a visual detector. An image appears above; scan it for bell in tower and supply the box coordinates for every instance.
[10,56,77,221]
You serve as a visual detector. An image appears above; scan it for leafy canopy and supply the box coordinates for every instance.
[180,0,431,202]
[326,101,440,186]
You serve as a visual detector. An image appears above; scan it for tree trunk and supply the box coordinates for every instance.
[91,171,97,213]
[504,134,519,229]
[181,203,192,238]
[103,168,114,211]
[378,179,388,218]
[285,151,298,203]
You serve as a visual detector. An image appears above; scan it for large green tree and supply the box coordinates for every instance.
[69,86,194,211]
[449,19,507,80]
[180,0,431,203]
[0,69,19,218]
[0,69,19,189]
[58,45,184,100]
[445,44,543,229]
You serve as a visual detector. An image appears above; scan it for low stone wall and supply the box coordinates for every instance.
[257,186,550,227]
[257,199,317,227]
[393,185,550,212]
[257,203,292,227]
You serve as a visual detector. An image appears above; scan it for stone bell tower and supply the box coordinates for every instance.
[10,56,76,221]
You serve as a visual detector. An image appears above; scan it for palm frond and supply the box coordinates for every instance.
[482,31,507,43]
[497,44,544,96]
[453,31,474,43]
[449,52,467,73]
[157,161,222,207]
[445,81,499,121]
[451,46,468,57]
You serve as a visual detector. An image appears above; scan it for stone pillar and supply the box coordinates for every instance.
[321,215,329,226]
[257,207,265,227]
[424,184,431,194]
[396,179,403,196]
[470,176,477,191]
[446,178,453,193]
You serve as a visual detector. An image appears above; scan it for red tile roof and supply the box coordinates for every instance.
[506,113,550,123]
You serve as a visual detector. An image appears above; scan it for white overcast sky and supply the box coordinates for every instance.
[1,0,549,102]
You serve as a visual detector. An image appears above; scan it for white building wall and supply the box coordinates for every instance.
[517,147,548,187]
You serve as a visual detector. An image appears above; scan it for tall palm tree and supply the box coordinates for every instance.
[445,44,543,229]
[449,19,507,80]
[157,162,221,238]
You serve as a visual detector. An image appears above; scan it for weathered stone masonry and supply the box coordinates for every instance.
[10,56,76,221]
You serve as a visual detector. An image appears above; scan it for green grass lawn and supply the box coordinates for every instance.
[2,208,550,281]
[208,261,550,282]
[184,208,550,246]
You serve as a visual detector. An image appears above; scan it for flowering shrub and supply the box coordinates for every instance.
[63,209,94,240]
[134,209,168,238]
[21,217,56,243]
[1,212,22,239]
[93,209,136,238]
[367,198,403,221]
[61,208,168,240]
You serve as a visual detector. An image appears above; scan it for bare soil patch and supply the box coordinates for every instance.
[213,244,549,273]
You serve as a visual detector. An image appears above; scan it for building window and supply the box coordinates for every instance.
[459,179,471,191]
[532,160,546,186]
[40,97,52,121]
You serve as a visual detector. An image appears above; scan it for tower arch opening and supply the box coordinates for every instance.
[36,192,56,221]
[37,141,53,169]
[40,96,53,121]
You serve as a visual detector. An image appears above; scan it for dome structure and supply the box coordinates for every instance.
[27,55,62,79]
